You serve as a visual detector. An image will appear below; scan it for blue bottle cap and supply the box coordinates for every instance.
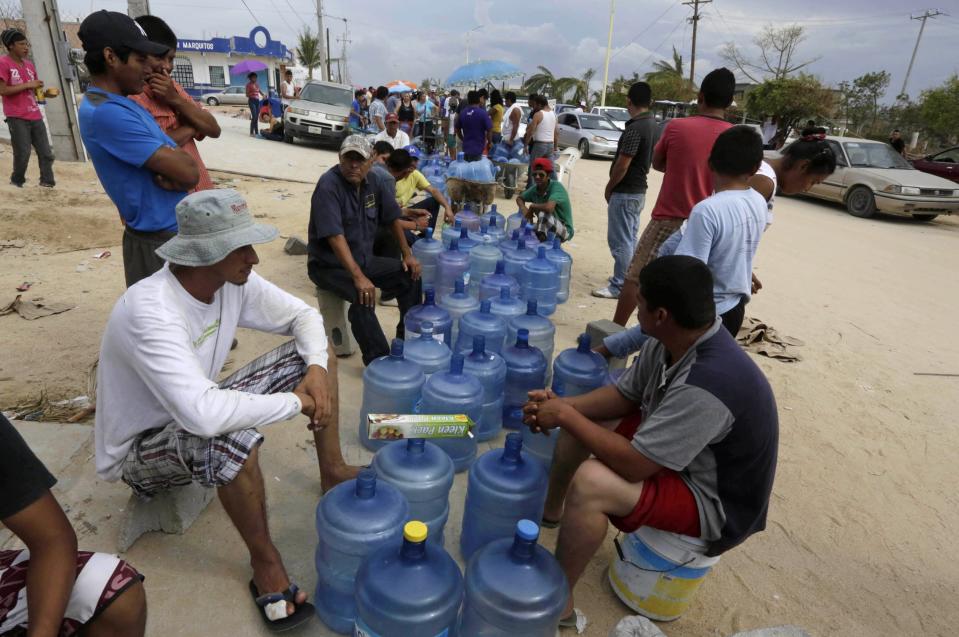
[527,299,538,315]
[552,237,561,249]
[449,238,459,251]
[407,438,426,453]
[450,353,465,374]
[538,246,547,258]
[455,279,466,294]
[516,519,539,542]
[460,225,469,238]
[518,238,526,250]
[480,300,492,313]
[495,259,506,273]
[424,226,434,239]
[577,333,591,352]
[472,334,486,354]
[454,218,462,228]
[390,339,404,357]
[355,469,377,499]
[424,288,436,304]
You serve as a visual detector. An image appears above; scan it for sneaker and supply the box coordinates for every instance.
[9,181,23,188]
[591,286,619,299]
[39,182,55,189]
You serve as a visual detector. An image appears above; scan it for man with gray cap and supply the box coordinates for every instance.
[96,189,358,631]
[309,134,421,365]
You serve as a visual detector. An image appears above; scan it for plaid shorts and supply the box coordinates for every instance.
[624,217,686,286]
[532,212,569,242]
[121,341,306,498]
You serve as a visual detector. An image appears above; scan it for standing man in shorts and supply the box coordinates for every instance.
[524,255,778,624]
[611,68,735,325]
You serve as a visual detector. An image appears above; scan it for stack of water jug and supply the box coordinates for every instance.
[489,139,528,164]
[444,151,497,183]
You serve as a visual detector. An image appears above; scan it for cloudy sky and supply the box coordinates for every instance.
[58,0,958,101]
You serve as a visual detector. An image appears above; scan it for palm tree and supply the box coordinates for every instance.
[297,29,322,79]
[523,66,560,96]
[568,68,596,106]
[647,46,685,80]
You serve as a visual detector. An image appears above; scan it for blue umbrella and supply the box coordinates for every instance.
[446,60,522,86]
[230,59,268,75]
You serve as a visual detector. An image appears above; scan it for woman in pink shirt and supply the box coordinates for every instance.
[245,72,261,136]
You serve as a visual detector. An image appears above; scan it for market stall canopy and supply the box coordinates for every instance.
[386,80,417,93]
[446,60,522,86]
[230,60,269,75]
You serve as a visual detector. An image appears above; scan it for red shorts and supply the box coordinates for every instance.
[607,412,701,537]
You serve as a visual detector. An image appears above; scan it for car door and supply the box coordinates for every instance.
[556,114,575,148]
[916,148,959,183]
[226,87,245,105]
[810,140,849,202]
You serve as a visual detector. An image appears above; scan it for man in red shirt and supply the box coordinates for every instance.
[612,67,736,325]
[0,28,55,188]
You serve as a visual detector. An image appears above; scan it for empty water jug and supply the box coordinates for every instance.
[507,300,556,375]
[449,151,467,179]
[480,203,506,232]
[314,470,408,634]
[360,340,426,452]
[441,218,463,249]
[467,239,504,298]
[440,279,479,346]
[501,328,547,430]
[412,226,444,289]
[456,300,507,354]
[436,239,470,300]
[460,434,548,560]
[489,286,526,325]
[462,335,507,441]
[522,246,560,316]
[468,221,496,246]
[371,439,454,546]
[419,354,481,472]
[521,224,541,251]
[458,520,568,637]
[499,228,521,253]
[505,210,525,235]
[427,167,447,198]
[456,224,479,254]
[455,205,481,232]
[546,237,573,304]
[405,288,453,345]
[478,215,506,245]
[503,238,536,290]
[479,260,521,302]
[403,322,452,380]
[354,521,463,637]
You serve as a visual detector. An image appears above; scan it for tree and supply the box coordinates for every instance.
[296,29,322,79]
[746,74,835,142]
[919,75,959,146]
[648,46,685,80]
[642,46,694,102]
[558,68,596,106]
[523,66,560,96]
[845,71,891,134]
[721,25,819,83]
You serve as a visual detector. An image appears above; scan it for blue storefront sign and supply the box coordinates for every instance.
[176,26,290,59]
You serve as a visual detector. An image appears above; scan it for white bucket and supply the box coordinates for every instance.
[608,526,720,621]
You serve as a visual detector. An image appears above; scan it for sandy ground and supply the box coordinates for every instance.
[1,116,959,636]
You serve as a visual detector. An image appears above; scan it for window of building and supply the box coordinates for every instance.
[209,65,225,87]
[171,56,194,88]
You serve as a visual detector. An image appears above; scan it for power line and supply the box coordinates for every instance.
[683,0,711,87]
[610,0,683,61]
[900,9,944,98]
[283,0,309,29]
[267,0,296,33]
[237,0,260,25]
[634,17,685,73]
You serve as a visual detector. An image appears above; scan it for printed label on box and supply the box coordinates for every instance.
[367,414,474,442]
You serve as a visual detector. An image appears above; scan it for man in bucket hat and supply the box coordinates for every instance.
[96,189,359,632]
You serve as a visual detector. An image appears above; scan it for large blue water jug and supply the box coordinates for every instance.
[403,321,452,380]
[521,224,541,251]
[441,218,462,249]
[411,227,444,289]
[455,205,481,232]
[468,221,495,246]
[522,246,560,316]
[440,279,479,346]
[456,224,479,254]
[503,238,536,290]
[480,203,506,232]
[419,354,481,472]
[460,434,548,560]
[507,300,556,373]
[501,329,547,430]
[523,333,608,469]
[499,228,521,253]
[360,340,426,452]
[489,285,526,326]
[371,439,454,546]
[355,521,463,637]
[314,470,409,634]
[479,260,520,302]
[459,520,568,636]
[505,210,524,236]
[450,151,467,179]
[405,288,453,345]
[436,239,470,301]
[467,239,503,298]
[462,335,507,441]
[427,167,447,198]
[546,237,573,304]
[456,300,507,354]
[477,157,496,182]
[473,215,506,246]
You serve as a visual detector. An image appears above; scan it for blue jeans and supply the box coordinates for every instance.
[248,99,259,135]
[606,192,646,294]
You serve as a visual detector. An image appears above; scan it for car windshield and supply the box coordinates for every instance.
[299,83,352,107]
[603,109,630,121]
[579,115,618,131]
[842,141,913,169]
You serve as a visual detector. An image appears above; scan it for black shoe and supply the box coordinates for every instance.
[10,181,23,188]
[39,182,55,188]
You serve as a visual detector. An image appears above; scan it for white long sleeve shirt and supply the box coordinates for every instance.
[95,265,328,481]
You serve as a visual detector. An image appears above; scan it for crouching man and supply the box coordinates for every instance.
[523,255,778,624]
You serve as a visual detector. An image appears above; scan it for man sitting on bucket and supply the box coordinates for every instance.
[95,188,360,632]
[522,255,778,625]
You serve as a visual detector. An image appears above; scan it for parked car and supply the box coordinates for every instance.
[556,112,622,158]
[283,80,352,145]
[200,86,248,106]
[767,136,959,221]
[590,106,629,131]
[911,146,959,183]
[554,103,578,114]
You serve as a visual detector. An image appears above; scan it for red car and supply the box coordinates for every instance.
[911,146,959,183]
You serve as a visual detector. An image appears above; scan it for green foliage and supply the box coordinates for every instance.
[842,71,891,134]
[297,29,322,79]
[919,75,959,145]
[523,66,560,96]
[746,74,835,140]
[644,46,694,102]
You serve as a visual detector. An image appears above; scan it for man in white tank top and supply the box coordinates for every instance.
[524,94,557,186]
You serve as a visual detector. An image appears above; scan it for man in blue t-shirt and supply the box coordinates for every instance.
[455,90,492,161]
[77,10,199,287]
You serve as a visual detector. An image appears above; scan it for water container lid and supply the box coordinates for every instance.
[577,333,591,352]
[424,226,434,240]
[454,218,462,228]
[480,299,492,313]
[460,225,469,238]
[490,203,498,213]
[518,238,526,250]
[537,246,547,258]
[390,339,404,357]
[516,519,539,542]
[424,288,436,304]
[472,334,486,353]
[552,236,561,249]
[449,238,459,251]
[404,520,428,543]
[495,259,505,273]
[454,279,465,294]
[526,299,538,315]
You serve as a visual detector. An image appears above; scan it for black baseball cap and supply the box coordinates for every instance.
[78,10,169,56]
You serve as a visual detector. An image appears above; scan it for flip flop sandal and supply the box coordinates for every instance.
[249,580,315,633]
[558,611,577,628]
[541,516,561,529]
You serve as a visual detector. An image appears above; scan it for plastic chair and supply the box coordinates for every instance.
[555,147,581,190]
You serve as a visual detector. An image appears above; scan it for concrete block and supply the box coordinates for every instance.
[117,482,215,552]
[587,319,628,370]
[316,287,356,357]
[284,236,309,256]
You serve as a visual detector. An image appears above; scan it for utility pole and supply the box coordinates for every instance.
[325,27,332,81]
[600,0,615,107]
[126,0,151,18]
[23,0,84,162]
[335,18,351,86]
[314,0,328,81]
[683,0,711,88]
[900,9,943,99]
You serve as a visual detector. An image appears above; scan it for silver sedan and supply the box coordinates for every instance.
[199,86,249,106]
[556,112,622,158]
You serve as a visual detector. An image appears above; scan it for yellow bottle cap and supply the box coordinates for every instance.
[404,521,428,543]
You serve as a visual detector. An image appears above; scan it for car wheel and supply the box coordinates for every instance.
[283,129,294,144]
[911,213,938,221]
[206,97,219,106]
[577,138,589,157]
[845,186,876,218]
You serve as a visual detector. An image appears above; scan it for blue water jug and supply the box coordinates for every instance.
[456,224,479,254]
[546,237,572,304]
[462,335,507,441]
[501,328,547,430]
[477,157,496,182]
[499,228,520,254]
[419,354,481,472]
[405,288,453,345]
[360,340,426,452]
[355,521,463,637]
[411,226,444,289]
[456,300,507,354]
[523,333,608,469]
[450,151,467,179]
[468,222,495,246]
[455,205,481,232]
[436,239,470,301]
[505,210,524,236]
[371,439,454,546]
[458,520,568,637]
[404,321,452,380]
[314,470,409,634]
[521,223,541,251]
[489,285,526,326]
[507,300,556,372]
[467,239,503,298]
[480,203,506,231]
[440,279,479,346]
[522,246,560,316]
[441,218,462,249]
[503,238,536,290]
[510,139,527,159]
[479,260,521,302]
[475,215,506,245]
